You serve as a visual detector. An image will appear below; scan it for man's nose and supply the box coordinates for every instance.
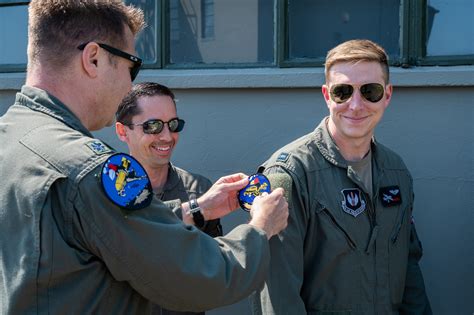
[348,90,364,110]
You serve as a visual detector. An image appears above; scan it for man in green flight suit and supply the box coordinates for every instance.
[0,1,288,314]
[115,82,222,315]
[251,39,432,314]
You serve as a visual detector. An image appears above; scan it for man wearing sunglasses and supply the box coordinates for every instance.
[251,40,432,314]
[115,82,223,315]
[0,1,289,314]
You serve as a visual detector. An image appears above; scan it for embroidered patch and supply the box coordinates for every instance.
[86,140,112,155]
[341,188,366,217]
[238,173,272,212]
[379,186,402,207]
[276,152,290,163]
[100,153,152,210]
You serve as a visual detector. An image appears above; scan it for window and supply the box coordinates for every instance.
[125,0,160,66]
[420,0,474,65]
[166,0,274,67]
[285,0,400,66]
[0,1,29,71]
[201,0,214,39]
[1,0,473,72]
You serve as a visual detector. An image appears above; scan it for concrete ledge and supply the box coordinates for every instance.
[1,65,473,90]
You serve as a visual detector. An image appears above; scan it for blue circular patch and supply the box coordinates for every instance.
[238,173,271,212]
[100,153,153,210]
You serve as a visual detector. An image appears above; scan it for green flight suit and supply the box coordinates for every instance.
[160,164,222,238]
[0,86,269,314]
[155,164,222,315]
[251,118,431,315]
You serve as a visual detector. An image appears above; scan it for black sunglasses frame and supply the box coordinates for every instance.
[127,118,185,134]
[329,83,385,104]
[77,42,143,81]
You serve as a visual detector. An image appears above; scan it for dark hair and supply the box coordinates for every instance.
[325,39,390,83]
[116,82,176,125]
[28,0,145,69]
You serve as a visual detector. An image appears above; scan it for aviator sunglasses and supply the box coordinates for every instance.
[329,83,385,104]
[77,42,143,81]
[127,118,185,134]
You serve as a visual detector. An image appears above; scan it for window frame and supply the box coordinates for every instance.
[0,0,472,73]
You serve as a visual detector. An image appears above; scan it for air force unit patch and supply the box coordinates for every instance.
[238,173,271,212]
[341,188,366,217]
[100,153,153,211]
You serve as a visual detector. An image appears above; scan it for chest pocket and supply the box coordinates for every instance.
[314,201,357,251]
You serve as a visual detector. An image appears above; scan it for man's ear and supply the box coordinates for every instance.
[80,43,100,79]
[322,84,331,108]
[115,122,129,142]
[383,84,393,109]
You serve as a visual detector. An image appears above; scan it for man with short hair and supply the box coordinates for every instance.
[0,1,288,314]
[116,82,222,238]
[116,82,222,315]
[251,39,432,314]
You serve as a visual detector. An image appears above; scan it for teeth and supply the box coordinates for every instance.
[152,145,170,151]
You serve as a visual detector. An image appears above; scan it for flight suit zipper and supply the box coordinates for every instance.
[362,191,379,315]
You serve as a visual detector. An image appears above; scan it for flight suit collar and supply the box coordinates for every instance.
[314,116,383,169]
[315,117,386,197]
[16,85,93,138]
[314,117,349,168]
[162,163,181,194]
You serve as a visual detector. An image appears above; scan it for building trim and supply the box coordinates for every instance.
[1,66,473,90]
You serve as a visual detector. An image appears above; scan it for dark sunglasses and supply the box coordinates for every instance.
[329,83,385,104]
[77,42,143,81]
[127,118,185,134]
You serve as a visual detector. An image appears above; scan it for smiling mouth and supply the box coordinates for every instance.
[343,116,368,122]
[151,144,172,153]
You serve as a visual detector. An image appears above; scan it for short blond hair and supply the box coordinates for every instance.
[324,39,389,83]
[28,0,145,69]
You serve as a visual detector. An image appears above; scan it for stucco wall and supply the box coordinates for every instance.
[1,84,473,314]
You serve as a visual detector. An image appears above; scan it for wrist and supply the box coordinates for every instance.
[187,198,206,228]
[196,196,211,220]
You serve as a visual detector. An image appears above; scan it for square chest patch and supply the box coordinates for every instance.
[379,186,402,207]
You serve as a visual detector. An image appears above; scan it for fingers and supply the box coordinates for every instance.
[215,174,249,192]
[215,173,248,184]
[249,187,289,238]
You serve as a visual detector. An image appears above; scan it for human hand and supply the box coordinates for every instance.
[196,173,249,220]
[248,188,289,239]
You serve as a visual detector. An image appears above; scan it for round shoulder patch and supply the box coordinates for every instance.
[100,153,153,210]
[238,173,271,212]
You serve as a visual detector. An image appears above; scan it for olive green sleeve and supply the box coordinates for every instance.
[399,222,432,314]
[74,171,270,312]
[250,166,308,314]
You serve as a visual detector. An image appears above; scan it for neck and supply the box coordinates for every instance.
[146,163,170,191]
[26,66,97,130]
[337,138,372,161]
[327,120,372,161]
